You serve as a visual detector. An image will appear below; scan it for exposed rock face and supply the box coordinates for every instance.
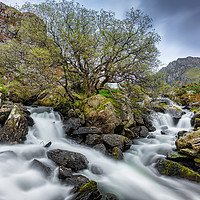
[0,105,28,144]
[159,56,200,85]
[0,2,46,43]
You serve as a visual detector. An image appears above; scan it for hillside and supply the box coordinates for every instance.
[159,56,200,86]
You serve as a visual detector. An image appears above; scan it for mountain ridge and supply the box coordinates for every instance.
[159,56,200,85]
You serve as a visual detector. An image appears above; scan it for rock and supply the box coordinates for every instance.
[165,106,184,121]
[167,152,191,162]
[93,144,108,155]
[175,130,200,152]
[112,147,123,160]
[156,160,200,182]
[177,130,188,139]
[102,134,132,152]
[63,118,81,135]
[64,175,90,189]
[47,149,89,172]
[123,128,138,139]
[71,180,102,200]
[160,125,168,130]
[90,165,103,175]
[0,105,28,144]
[44,141,52,148]
[58,166,72,180]
[194,118,200,129]
[30,159,52,177]
[139,126,149,138]
[0,107,11,125]
[81,95,122,134]
[101,193,119,200]
[85,134,101,146]
[24,113,34,126]
[73,127,102,135]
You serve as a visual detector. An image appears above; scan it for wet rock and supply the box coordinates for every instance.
[90,165,103,175]
[93,144,108,155]
[0,105,28,144]
[112,147,123,160]
[47,149,89,172]
[64,175,90,189]
[165,106,184,121]
[71,180,102,200]
[30,159,52,177]
[156,160,200,182]
[177,130,188,139]
[0,107,11,125]
[102,134,132,151]
[160,125,168,130]
[63,118,81,135]
[24,113,34,126]
[73,127,102,135]
[101,193,119,200]
[139,126,149,138]
[85,134,101,146]
[44,141,52,148]
[58,166,72,180]
[167,152,191,163]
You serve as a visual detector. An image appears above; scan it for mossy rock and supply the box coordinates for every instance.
[81,95,122,134]
[72,180,102,200]
[157,160,200,182]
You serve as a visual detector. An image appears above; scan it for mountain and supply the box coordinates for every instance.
[159,56,200,86]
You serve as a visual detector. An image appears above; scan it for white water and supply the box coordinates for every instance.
[0,105,199,200]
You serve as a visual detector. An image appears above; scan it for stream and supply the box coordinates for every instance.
[0,101,199,200]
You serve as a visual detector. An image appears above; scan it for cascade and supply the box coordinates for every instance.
[0,103,199,200]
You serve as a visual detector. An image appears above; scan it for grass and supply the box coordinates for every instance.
[184,67,200,81]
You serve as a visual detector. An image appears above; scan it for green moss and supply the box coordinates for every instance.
[161,160,200,182]
[79,180,97,195]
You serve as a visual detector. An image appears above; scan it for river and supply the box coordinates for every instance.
[0,101,199,200]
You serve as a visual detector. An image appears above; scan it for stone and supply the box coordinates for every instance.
[102,134,132,151]
[90,165,103,175]
[85,134,101,146]
[139,126,149,138]
[156,160,200,182]
[0,107,11,125]
[64,175,90,188]
[63,118,81,135]
[71,180,102,200]
[93,144,108,155]
[73,127,102,135]
[81,95,122,134]
[30,159,51,177]
[112,147,123,160]
[101,193,119,200]
[58,166,72,180]
[177,130,188,139]
[47,149,89,172]
[0,105,28,144]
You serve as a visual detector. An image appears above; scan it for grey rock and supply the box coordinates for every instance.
[47,149,89,172]
[73,127,102,135]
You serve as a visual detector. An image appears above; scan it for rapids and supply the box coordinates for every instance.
[0,104,199,200]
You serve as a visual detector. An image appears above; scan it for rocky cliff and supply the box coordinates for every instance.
[159,56,200,86]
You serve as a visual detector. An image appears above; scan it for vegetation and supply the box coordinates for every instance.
[0,0,162,105]
[173,81,200,105]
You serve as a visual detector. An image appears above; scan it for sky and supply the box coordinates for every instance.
[2,0,200,67]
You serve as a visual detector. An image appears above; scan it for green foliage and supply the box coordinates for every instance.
[184,67,200,81]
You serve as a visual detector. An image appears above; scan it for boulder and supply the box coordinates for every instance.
[85,134,101,146]
[73,127,102,135]
[93,144,108,155]
[30,159,52,177]
[156,160,200,182]
[131,126,149,138]
[0,107,11,125]
[58,166,72,180]
[63,118,81,135]
[0,105,28,144]
[165,106,184,121]
[112,147,123,160]
[71,180,102,200]
[47,149,89,172]
[102,134,132,152]
[101,193,119,200]
[81,95,122,134]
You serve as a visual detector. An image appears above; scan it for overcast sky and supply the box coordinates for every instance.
[3,0,200,67]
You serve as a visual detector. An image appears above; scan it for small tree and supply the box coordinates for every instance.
[20,0,160,97]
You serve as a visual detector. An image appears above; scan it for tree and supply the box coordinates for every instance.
[19,0,160,97]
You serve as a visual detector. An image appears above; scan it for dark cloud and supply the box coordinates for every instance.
[3,0,200,65]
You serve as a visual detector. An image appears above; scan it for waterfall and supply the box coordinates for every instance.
[0,104,199,200]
